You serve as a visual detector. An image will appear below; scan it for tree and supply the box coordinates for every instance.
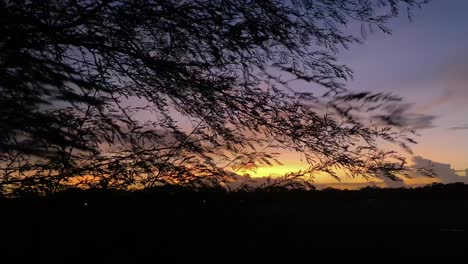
[0,0,429,195]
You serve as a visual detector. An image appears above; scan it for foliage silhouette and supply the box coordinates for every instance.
[0,0,430,195]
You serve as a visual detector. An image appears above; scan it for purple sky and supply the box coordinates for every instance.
[340,0,468,171]
[241,0,468,185]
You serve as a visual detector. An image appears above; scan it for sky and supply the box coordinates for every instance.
[341,0,468,169]
[241,0,468,187]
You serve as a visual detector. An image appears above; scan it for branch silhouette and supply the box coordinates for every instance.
[0,0,430,195]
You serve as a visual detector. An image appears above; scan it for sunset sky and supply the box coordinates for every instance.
[343,0,468,169]
[237,0,468,186]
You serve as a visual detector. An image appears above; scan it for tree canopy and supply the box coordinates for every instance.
[0,0,429,195]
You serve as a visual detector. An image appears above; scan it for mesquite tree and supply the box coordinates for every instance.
[0,0,429,195]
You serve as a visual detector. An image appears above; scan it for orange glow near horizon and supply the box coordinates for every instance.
[234,160,442,188]
[236,163,378,184]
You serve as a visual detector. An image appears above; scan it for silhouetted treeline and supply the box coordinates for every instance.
[2,183,468,260]
[3,182,468,204]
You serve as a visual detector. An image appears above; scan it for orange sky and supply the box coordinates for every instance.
[234,148,464,188]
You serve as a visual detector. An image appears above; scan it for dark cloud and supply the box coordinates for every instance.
[373,103,437,130]
[405,114,437,130]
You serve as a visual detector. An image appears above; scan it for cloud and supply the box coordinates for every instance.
[407,156,468,184]
[450,124,468,130]
[403,113,437,130]
[358,156,468,188]
[417,56,468,112]
[378,175,406,188]
[373,103,437,130]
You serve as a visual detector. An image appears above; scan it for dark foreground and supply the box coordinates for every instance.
[2,183,468,261]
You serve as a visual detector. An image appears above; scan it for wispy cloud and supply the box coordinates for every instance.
[417,56,468,112]
[373,103,437,130]
[450,124,468,130]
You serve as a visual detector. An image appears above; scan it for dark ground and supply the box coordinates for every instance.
[2,183,468,261]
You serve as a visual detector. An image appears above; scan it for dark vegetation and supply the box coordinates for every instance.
[2,184,468,260]
[1,0,432,193]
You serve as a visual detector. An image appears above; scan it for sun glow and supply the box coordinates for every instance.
[235,160,441,188]
[238,164,308,178]
[235,163,352,184]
